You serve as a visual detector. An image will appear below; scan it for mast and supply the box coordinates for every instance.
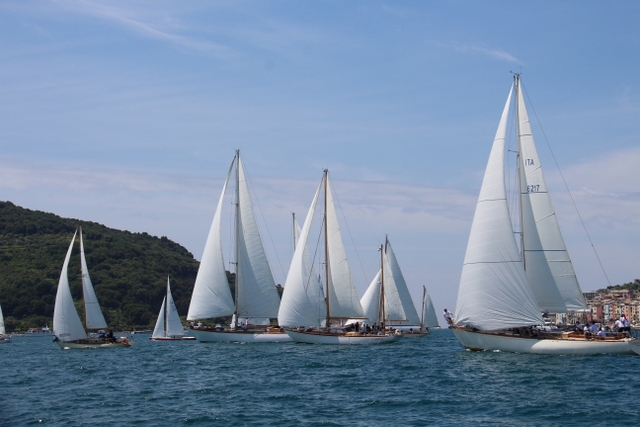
[421,285,426,330]
[80,226,88,329]
[292,212,296,251]
[234,149,240,318]
[514,73,526,268]
[380,242,386,330]
[323,169,331,326]
[165,276,170,337]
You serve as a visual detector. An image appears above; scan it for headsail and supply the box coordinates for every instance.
[421,286,440,328]
[187,160,236,320]
[515,76,586,312]
[53,232,88,342]
[384,238,420,324]
[79,227,108,330]
[0,303,5,335]
[165,278,185,337]
[152,297,167,338]
[454,82,544,331]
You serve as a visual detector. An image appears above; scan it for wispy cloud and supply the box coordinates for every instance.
[434,41,520,63]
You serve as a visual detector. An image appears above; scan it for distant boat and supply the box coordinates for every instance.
[420,285,440,330]
[0,302,11,344]
[24,326,53,337]
[150,277,195,341]
[52,228,132,349]
[187,150,291,343]
[451,74,640,355]
[278,169,402,344]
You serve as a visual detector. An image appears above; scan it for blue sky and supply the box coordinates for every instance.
[1,1,639,314]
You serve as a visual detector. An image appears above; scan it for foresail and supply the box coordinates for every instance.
[360,270,382,323]
[325,176,365,319]
[152,297,167,338]
[235,155,281,319]
[79,228,108,330]
[454,84,544,331]
[516,80,586,312]
[166,279,185,337]
[385,239,420,324]
[53,232,87,342]
[278,182,325,327]
[0,303,5,335]
[187,161,236,320]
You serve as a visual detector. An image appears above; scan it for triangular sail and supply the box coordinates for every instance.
[454,83,544,331]
[278,182,326,327]
[187,160,236,320]
[79,227,108,330]
[152,297,166,338]
[235,154,281,319]
[516,77,587,312]
[325,175,365,320]
[360,270,382,323]
[165,278,185,337]
[0,303,5,335]
[422,286,440,328]
[53,232,88,342]
[384,238,420,324]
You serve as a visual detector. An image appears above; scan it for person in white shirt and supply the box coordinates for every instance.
[589,322,599,334]
[443,308,453,326]
[614,318,624,332]
[597,328,607,339]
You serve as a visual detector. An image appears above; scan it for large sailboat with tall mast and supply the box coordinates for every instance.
[278,170,401,344]
[451,74,639,355]
[187,150,290,342]
[53,228,131,349]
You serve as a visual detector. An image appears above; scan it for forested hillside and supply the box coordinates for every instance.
[0,201,205,331]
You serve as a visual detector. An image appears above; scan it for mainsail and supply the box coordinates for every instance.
[79,227,108,330]
[421,286,440,328]
[454,83,544,331]
[0,303,5,335]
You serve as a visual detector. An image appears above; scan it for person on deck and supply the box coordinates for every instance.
[443,308,454,326]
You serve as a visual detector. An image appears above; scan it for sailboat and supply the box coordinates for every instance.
[451,74,639,355]
[420,285,440,330]
[360,236,428,337]
[150,277,195,341]
[0,302,11,344]
[53,228,132,349]
[187,150,291,343]
[278,170,402,344]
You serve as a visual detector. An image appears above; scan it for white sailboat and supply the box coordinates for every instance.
[187,150,291,343]
[150,277,195,341]
[279,170,402,344]
[421,286,440,330]
[0,302,11,343]
[451,74,639,355]
[53,228,132,349]
[360,236,428,337]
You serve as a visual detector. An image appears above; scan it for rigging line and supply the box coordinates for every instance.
[240,155,287,283]
[522,83,612,286]
[329,178,370,289]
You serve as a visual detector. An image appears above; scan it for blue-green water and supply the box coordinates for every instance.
[2,329,639,426]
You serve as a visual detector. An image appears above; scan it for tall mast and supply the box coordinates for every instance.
[292,212,296,251]
[79,225,87,329]
[323,169,331,326]
[234,149,240,317]
[379,242,386,330]
[421,285,426,330]
[514,73,526,269]
[165,276,170,337]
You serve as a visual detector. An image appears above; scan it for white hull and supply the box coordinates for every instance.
[0,336,12,344]
[191,328,292,343]
[451,328,637,355]
[56,339,133,349]
[285,329,402,345]
[150,336,196,341]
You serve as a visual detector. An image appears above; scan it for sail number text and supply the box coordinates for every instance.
[527,185,540,193]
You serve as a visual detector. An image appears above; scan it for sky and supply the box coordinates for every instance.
[1,1,639,317]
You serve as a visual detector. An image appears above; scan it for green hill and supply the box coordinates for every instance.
[0,201,204,332]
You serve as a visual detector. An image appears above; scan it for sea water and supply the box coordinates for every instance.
[1,329,639,426]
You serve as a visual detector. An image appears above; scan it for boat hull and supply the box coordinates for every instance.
[451,327,637,355]
[149,336,196,341]
[400,331,430,338]
[55,338,133,349]
[285,329,402,345]
[191,328,292,343]
[0,336,12,344]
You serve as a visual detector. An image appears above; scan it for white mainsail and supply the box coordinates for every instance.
[165,278,184,337]
[187,161,236,320]
[325,175,365,320]
[235,155,281,319]
[360,270,382,323]
[384,238,420,324]
[454,84,544,331]
[53,232,88,342]
[278,184,326,327]
[421,286,440,328]
[0,303,5,335]
[516,79,586,312]
[79,227,108,330]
